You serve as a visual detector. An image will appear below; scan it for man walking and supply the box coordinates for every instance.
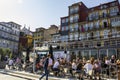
[39,54,53,80]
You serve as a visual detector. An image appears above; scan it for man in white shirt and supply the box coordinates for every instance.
[53,59,60,69]
[53,59,60,76]
[8,59,13,69]
[84,60,93,76]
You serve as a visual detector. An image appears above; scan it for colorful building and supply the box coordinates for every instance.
[60,0,120,60]
[19,26,33,58]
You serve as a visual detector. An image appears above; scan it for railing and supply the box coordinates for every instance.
[67,32,120,49]
[88,12,120,21]
[70,10,78,15]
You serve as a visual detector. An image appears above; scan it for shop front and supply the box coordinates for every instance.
[72,48,117,60]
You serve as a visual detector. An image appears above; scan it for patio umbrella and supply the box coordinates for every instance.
[49,45,54,62]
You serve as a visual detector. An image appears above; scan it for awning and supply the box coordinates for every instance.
[37,52,47,54]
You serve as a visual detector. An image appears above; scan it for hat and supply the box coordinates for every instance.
[87,60,90,63]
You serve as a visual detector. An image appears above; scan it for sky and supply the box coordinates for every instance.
[0,0,119,31]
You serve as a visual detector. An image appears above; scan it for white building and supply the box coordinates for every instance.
[0,22,21,53]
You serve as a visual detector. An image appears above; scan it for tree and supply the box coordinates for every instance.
[18,43,24,57]
[4,48,11,56]
[9,53,13,59]
[0,48,5,61]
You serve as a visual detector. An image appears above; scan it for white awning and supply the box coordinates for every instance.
[37,52,47,54]
[35,46,49,50]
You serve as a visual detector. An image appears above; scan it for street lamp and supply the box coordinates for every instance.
[33,40,36,73]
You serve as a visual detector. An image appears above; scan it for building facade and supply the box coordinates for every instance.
[33,25,59,47]
[33,27,45,47]
[19,26,33,51]
[60,0,120,60]
[0,22,21,54]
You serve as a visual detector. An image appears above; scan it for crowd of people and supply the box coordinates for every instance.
[6,57,24,70]
[36,54,120,80]
[4,54,120,80]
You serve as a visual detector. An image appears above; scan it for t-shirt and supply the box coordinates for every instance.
[53,61,59,69]
[84,63,93,74]
[48,58,53,66]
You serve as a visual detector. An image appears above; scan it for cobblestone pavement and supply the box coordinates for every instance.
[0,73,27,80]
[0,69,118,80]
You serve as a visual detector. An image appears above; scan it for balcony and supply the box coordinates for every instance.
[111,21,120,27]
[88,16,99,21]
[70,19,78,24]
[70,10,78,15]
[110,12,117,16]
[65,35,120,51]
[61,22,69,26]
[85,26,100,32]
[60,30,69,35]
[100,13,109,18]
[110,12,120,17]
[0,35,18,42]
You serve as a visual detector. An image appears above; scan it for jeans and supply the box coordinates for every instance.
[39,68,49,80]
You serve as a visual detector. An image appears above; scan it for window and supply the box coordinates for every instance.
[108,49,116,58]
[74,14,79,20]
[103,5,107,8]
[62,19,65,23]
[100,6,103,9]
[96,21,99,28]
[88,13,93,20]
[75,6,79,12]
[111,17,120,27]
[66,26,68,31]
[99,49,107,59]
[61,27,64,31]
[70,16,73,23]
[87,33,91,39]
[103,30,109,39]
[69,34,73,41]
[95,12,99,19]
[89,23,93,30]
[91,50,98,59]
[110,7,119,16]
[95,31,100,39]
[74,33,78,40]
[74,23,78,31]
[69,25,73,32]
[111,2,115,7]
[102,10,107,17]
[79,33,86,40]
[70,8,74,14]
[84,24,88,31]
[66,18,68,22]
[83,50,90,60]
[102,19,108,28]
[112,29,117,37]
[65,35,68,41]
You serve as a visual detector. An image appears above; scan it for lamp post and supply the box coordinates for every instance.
[33,40,36,73]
